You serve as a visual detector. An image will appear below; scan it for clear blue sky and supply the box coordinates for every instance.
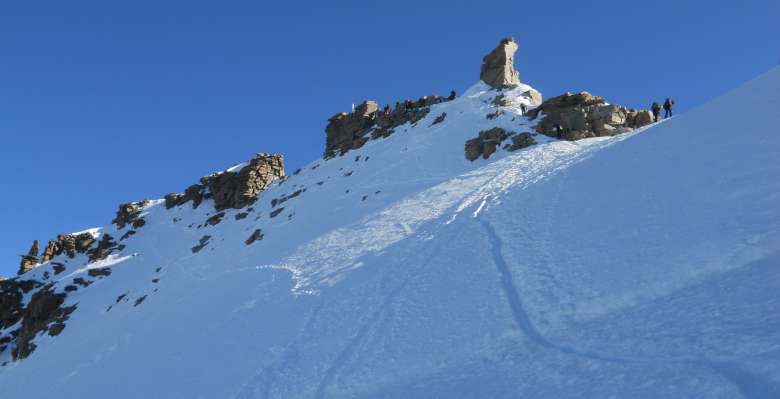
[1,0,778,276]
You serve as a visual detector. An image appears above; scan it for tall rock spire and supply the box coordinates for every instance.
[480,37,520,89]
[17,240,39,275]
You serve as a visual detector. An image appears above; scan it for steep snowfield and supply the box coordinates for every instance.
[1,68,779,398]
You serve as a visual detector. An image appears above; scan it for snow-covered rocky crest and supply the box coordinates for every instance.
[1,39,779,399]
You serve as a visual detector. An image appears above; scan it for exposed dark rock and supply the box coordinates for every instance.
[113,200,149,230]
[120,230,136,241]
[191,235,211,253]
[430,112,447,126]
[206,212,225,226]
[87,234,119,263]
[370,107,431,140]
[269,208,285,218]
[465,127,511,161]
[480,38,520,89]
[52,263,65,275]
[486,110,503,120]
[73,278,91,287]
[41,232,95,263]
[527,91,654,140]
[87,268,111,278]
[13,284,76,360]
[47,323,66,337]
[324,101,378,158]
[134,296,147,307]
[324,98,435,158]
[234,212,249,220]
[165,183,206,209]
[505,132,537,151]
[17,241,40,275]
[0,279,27,330]
[271,189,305,208]
[64,285,78,292]
[166,153,285,211]
[245,229,264,245]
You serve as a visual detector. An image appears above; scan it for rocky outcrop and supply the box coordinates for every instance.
[325,101,379,158]
[40,233,96,264]
[524,89,543,106]
[370,106,431,140]
[12,285,76,360]
[465,128,538,161]
[465,128,510,161]
[0,278,35,331]
[480,38,520,89]
[324,95,444,158]
[166,153,285,211]
[504,132,537,152]
[113,200,149,230]
[87,234,121,263]
[17,241,39,275]
[527,92,654,140]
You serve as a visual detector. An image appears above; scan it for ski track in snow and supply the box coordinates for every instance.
[478,214,780,398]
[313,223,467,399]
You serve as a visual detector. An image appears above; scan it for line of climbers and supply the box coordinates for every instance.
[651,98,675,122]
[372,89,457,118]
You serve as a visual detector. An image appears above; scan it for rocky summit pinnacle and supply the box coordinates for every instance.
[480,37,520,89]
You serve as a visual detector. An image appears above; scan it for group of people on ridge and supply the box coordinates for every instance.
[377,89,458,117]
[651,98,675,122]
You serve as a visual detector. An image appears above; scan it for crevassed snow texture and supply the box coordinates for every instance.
[2,69,780,398]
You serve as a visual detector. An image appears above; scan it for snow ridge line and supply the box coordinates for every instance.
[478,216,780,398]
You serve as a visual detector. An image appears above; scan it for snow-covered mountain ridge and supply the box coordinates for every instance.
[1,38,779,398]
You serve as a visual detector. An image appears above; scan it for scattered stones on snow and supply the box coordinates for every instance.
[87,267,112,278]
[134,295,147,307]
[245,229,264,245]
[431,112,447,126]
[52,263,65,275]
[206,212,226,226]
[191,235,211,253]
[271,189,305,208]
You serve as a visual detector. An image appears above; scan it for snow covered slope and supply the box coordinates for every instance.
[1,67,779,398]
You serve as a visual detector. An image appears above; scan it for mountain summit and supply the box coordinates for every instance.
[1,39,779,398]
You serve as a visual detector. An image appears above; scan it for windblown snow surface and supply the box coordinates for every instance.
[2,68,779,398]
